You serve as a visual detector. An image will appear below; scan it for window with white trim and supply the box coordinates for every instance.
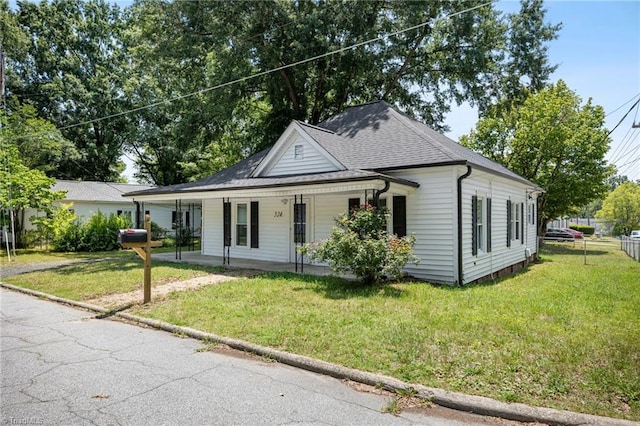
[512,202,521,241]
[472,196,491,255]
[236,203,247,246]
[477,197,485,252]
[294,144,304,160]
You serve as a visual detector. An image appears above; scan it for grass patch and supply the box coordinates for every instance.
[129,244,639,421]
[0,248,131,265]
[3,243,638,420]
[2,254,224,301]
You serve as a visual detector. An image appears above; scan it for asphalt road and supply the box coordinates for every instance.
[0,288,514,426]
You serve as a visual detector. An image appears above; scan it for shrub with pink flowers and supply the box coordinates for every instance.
[299,205,419,285]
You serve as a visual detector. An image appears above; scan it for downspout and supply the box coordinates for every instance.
[457,165,472,286]
[372,179,390,208]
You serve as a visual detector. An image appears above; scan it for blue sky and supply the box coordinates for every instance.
[446,1,640,181]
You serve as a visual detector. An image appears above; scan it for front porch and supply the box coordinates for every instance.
[152,251,350,278]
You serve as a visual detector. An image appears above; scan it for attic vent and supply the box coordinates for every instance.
[294,144,304,160]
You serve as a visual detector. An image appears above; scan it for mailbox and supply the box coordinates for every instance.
[117,229,148,244]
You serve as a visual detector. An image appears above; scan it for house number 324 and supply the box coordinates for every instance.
[274,211,283,218]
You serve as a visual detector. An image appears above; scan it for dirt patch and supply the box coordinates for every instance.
[86,271,255,308]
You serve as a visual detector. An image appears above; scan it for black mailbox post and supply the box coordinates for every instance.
[117,229,148,244]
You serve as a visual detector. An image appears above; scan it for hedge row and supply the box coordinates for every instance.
[569,224,595,235]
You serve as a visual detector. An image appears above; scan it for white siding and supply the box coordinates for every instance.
[313,195,345,242]
[265,134,339,176]
[202,198,289,262]
[461,172,536,284]
[386,167,457,284]
[201,165,538,285]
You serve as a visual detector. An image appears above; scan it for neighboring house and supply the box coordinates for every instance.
[25,180,201,236]
[124,101,541,285]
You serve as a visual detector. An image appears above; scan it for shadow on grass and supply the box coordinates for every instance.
[540,243,609,257]
[255,271,406,299]
[37,257,227,277]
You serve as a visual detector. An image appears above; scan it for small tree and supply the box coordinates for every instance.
[596,182,640,236]
[0,143,65,247]
[300,205,419,285]
[48,204,83,252]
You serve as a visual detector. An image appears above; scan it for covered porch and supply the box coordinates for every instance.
[152,250,349,278]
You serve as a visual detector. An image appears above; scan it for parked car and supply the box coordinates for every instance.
[630,230,640,240]
[562,228,584,239]
[544,229,575,242]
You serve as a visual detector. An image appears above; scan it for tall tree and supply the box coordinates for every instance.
[124,0,536,183]
[2,101,79,177]
[7,0,127,181]
[596,182,640,236]
[461,80,613,234]
[485,0,561,112]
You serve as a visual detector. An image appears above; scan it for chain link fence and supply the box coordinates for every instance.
[538,236,640,265]
[620,237,640,262]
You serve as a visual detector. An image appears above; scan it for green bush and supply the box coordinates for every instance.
[569,224,595,235]
[299,205,419,285]
[82,211,131,252]
[174,227,193,246]
[46,206,132,252]
[150,221,167,240]
[161,236,176,247]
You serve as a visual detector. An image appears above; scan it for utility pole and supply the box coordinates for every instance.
[1,47,18,258]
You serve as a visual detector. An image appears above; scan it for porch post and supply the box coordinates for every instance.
[223,198,231,265]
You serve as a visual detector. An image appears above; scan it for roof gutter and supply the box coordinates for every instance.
[457,164,472,286]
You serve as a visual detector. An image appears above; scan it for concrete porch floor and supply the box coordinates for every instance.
[152,251,347,278]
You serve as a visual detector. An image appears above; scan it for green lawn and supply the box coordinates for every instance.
[2,253,223,301]
[2,242,638,420]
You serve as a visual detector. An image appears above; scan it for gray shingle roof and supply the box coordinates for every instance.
[54,180,154,202]
[317,101,535,185]
[124,101,538,197]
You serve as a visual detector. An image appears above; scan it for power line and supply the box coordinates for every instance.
[609,126,637,163]
[58,1,493,131]
[605,92,640,118]
[606,98,640,138]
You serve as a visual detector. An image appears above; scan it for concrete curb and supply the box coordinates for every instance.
[1,282,637,426]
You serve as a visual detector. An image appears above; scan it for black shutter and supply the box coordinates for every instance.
[471,195,478,256]
[487,198,492,253]
[223,201,231,247]
[506,200,512,248]
[392,196,407,237]
[250,201,259,248]
[521,203,525,244]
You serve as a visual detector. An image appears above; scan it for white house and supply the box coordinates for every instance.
[26,180,201,236]
[124,101,541,285]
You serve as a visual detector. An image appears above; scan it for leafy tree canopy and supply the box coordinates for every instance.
[5,0,561,185]
[461,80,613,233]
[1,101,79,177]
[122,0,560,183]
[596,182,640,236]
[6,0,127,181]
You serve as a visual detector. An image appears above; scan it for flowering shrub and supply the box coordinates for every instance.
[299,205,419,285]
